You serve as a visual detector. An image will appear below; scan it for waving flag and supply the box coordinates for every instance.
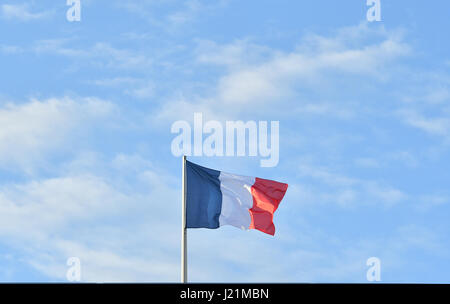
[185,160,288,236]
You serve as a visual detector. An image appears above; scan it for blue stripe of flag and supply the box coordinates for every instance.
[186,160,222,229]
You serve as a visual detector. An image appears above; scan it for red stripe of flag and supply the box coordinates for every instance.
[249,177,288,236]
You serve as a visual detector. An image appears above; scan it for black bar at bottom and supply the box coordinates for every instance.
[0,283,447,302]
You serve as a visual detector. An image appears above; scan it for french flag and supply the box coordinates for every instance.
[186,160,288,236]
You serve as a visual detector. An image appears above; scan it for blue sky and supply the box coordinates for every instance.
[0,0,450,282]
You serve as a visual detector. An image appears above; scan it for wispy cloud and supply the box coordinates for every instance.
[399,109,450,140]
[0,97,115,172]
[415,194,449,212]
[296,162,408,207]
[118,0,230,29]
[0,4,51,21]
[32,40,154,70]
[156,23,410,122]
[92,77,156,99]
[394,72,450,144]
[0,45,24,54]
[186,221,446,282]
[0,151,180,282]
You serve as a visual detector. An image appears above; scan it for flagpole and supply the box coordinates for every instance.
[181,155,187,283]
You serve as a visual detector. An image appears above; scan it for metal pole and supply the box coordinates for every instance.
[181,156,187,283]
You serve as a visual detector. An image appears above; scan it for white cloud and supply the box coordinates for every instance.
[92,77,141,87]
[156,24,410,122]
[354,157,381,168]
[92,77,155,99]
[29,239,178,282]
[118,0,230,29]
[399,109,450,139]
[0,153,180,282]
[186,222,445,282]
[395,73,450,143]
[195,39,274,67]
[294,102,356,119]
[166,0,203,26]
[424,87,450,105]
[348,151,419,170]
[32,40,154,70]
[0,45,24,54]
[0,175,127,236]
[297,162,407,207]
[0,4,51,21]
[213,29,408,107]
[0,97,115,171]
[388,151,419,168]
[415,194,449,212]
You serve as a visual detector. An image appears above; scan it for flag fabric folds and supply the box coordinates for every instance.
[185,160,288,236]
